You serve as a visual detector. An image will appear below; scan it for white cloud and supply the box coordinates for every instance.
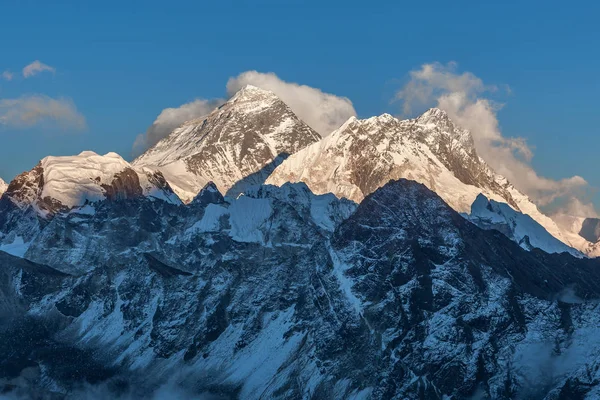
[396,62,592,214]
[22,60,56,78]
[1,71,13,81]
[554,197,598,218]
[0,95,86,130]
[226,70,356,136]
[132,98,223,156]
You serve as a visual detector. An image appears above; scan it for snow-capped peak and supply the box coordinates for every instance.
[417,107,450,122]
[227,84,280,108]
[5,151,180,217]
[237,84,272,95]
[133,86,321,203]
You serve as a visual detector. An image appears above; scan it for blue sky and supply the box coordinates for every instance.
[1,0,599,211]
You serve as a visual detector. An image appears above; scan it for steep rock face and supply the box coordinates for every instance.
[413,109,516,206]
[190,181,225,206]
[266,109,572,250]
[329,180,600,398]
[3,180,600,398]
[133,85,322,202]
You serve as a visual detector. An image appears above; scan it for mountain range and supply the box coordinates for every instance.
[1,85,600,399]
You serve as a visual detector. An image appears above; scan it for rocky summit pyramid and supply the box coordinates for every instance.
[133,85,322,202]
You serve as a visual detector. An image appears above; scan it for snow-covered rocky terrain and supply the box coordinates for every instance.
[2,179,600,399]
[133,85,321,203]
[0,151,179,258]
[467,194,582,257]
[3,86,600,399]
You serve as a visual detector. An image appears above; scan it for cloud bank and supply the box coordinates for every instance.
[22,60,55,78]
[0,95,86,130]
[396,62,595,215]
[226,71,356,136]
[133,71,356,156]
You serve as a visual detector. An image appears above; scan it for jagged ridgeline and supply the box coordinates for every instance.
[1,86,600,399]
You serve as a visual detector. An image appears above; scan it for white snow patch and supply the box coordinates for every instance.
[0,236,30,257]
[186,204,228,234]
[327,244,363,314]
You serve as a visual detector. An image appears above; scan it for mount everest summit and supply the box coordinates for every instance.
[2,85,600,399]
[133,85,321,203]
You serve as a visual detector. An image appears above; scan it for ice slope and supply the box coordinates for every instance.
[467,194,581,256]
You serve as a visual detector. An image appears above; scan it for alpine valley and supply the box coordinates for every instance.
[2,86,600,399]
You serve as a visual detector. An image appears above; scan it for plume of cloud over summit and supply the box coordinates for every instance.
[226,71,356,136]
[133,71,356,156]
[396,61,595,215]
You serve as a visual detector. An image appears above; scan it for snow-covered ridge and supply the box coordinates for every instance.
[5,150,180,216]
[266,108,575,252]
[133,85,321,202]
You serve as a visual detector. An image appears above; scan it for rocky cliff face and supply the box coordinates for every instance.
[2,180,600,399]
[133,85,322,202]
